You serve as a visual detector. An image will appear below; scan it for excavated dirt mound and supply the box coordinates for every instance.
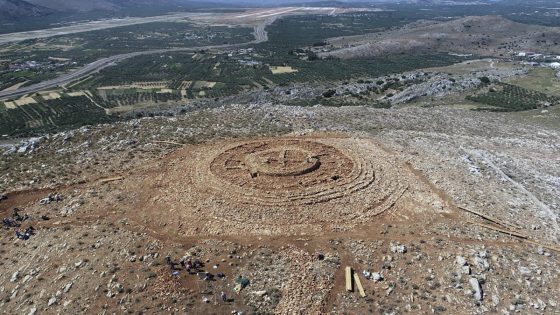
[129,136,441,236]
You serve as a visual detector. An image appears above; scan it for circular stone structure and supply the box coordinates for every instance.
[134,136,411,236]
[205,139,357,205]
[243,146,321,177]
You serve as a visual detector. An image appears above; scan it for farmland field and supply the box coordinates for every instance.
[508,68,560,97]
[0,95,114,136]
[0,22,254,90]
[467,83,559,112]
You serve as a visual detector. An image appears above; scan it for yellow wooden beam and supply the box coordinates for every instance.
[354,273,366,297]
[345,266,353,292]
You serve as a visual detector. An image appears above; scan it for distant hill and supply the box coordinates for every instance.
[320,15,560,59]
[24,0,117,12]
[0,0,54,19]
[0,0,510,21]
[0,0,180,20]
[0,0,230,20]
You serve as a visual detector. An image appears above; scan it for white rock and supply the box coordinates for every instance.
[28,307,37,315]
[390,243,407,254]
[252,290,267,297]
[519,266,531,277]
[469,277,483,301]
[474,254,490,272]
[10,271,20,283]
[362,270,371,279]
[48,297,57,306]
[22,275,32,284]
[63,282,73,293]
[456,256,467,266]
[372,272,384,282]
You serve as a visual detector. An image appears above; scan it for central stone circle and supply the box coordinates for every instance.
[209,139,355,196]
[244,147,320,177]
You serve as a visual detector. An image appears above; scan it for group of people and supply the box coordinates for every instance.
[39,193,63,205]
[2,208,38,240]
[3,207,49,241]
[164,255,232,303]
[2,208,28,227]
[165,255,205,274]
[15,226,35,240]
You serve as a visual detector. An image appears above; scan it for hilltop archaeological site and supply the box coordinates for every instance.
[0,103,559,314]
[1,1,560,314]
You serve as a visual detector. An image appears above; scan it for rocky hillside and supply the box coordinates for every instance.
[320,16,560,59]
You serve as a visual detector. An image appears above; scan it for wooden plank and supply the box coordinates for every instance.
[466,220,560,253]
[459,206,522,230]
[98,176,124,184]
[345,266,353,292]
[152,140,184,146]
[465,220,528,239]
[354,273,366,297]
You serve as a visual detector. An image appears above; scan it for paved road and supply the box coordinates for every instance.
[0,13,198,45]
[0,25,268,102]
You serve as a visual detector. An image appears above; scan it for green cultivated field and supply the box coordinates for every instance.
[0,96,114,136]
[467,83,559,112]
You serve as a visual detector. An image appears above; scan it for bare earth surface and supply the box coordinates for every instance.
[0,104,558,314]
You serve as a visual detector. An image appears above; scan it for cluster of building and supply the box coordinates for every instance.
[7,60,71,72]
[184,31,217,40]
[226,47,255,57]
[223,48,262,66]
[516,51,560,68]
[238,59,261,66]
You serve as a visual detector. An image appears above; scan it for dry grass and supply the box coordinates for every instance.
[1,81,28,92]
[508,68,560,97]
[66,91,87,97]
[41,92,62,100]
[3,101,16,109]
[193,81,217,89]
[270,66,298,74]
[14,97,37,106]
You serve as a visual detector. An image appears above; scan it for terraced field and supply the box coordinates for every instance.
[0,95,113,136]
